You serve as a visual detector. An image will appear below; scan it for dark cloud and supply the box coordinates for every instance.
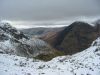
[0,0,100,21]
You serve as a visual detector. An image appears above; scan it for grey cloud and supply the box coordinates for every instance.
[0,0,100,21]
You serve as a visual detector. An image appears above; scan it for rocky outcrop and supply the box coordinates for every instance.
[41,21,100,55]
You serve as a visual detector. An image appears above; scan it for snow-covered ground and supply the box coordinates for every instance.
[0,37,100,75]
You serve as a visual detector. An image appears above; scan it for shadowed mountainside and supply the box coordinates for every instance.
[41,21,100,55]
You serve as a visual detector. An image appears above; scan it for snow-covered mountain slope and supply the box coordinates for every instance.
[0,22,59,58]
[0,37,100,75]
[0,22,28,55]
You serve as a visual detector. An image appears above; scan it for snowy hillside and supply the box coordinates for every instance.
[0,37,100,75]
[0,22,29,55]
[0,22,58,58]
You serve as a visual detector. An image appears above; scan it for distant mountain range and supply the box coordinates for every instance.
[20,27,65,37]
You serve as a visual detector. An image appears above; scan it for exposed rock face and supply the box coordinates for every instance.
[0,22,63,60]
[0,22,29,55]
[41,21,100,55]
[0,22,29,40]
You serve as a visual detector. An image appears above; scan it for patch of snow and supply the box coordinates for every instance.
[0,37,100,75]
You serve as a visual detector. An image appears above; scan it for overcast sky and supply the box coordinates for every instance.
[0,0,100,26]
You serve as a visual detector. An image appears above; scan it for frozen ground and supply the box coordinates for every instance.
[0,38,100,75]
